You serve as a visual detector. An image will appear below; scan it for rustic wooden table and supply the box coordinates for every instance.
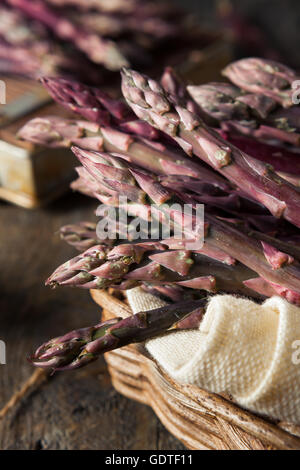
[0,192,185,450]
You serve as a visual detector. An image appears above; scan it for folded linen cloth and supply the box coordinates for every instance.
[126,288,300,424]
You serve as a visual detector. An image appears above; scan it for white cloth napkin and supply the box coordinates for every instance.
[126,287,300,424]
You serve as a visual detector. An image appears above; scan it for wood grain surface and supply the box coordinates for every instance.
[0,192,185,450]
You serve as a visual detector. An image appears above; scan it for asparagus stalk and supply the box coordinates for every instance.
[7,0,128,70]
[187,82,252,121]
[30,299,206,371]
[173,307,205,329]
[140,283,210,314]
[161,67,204,117]
[47,241,166,288]
[46,244,111,286]
[71,166,121,207]
[0,5,47,47]
[44,0,176,17]
[64,6,178,41]
[141,282,188,302]
[18,115,230,191]
[59,222,115,251]
[121,67,300,229]
[73,147,149,204]
[220,131,300,186]
[0,5,74,77]
[222,119,300,146]
[40,77,133,127]
[222,58,300,108]
[186,81,300,145]
[44,0,138,12]
[0,37,41,78]
[0,4,122,83]
[0,36,105,83]
[187,81,277,121]
[46,233,300,305]
[188,81,300,146]
[265,106,300,139]
[46,239,264,298]
[0,6,52,78]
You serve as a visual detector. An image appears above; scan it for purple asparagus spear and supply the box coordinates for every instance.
[30,299,206,371]
[7,0,128,70]
[222,57,300,108]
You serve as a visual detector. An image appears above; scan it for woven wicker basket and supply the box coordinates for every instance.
[90,289,300,450]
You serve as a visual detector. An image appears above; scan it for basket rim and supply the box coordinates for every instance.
[90,288,300,450]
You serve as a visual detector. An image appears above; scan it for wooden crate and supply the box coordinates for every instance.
[91,289,300,451]
[0,77,76,208]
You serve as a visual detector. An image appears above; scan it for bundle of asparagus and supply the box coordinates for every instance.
[1,0,205,83]
[21,57,300,371]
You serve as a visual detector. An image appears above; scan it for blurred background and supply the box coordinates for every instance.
[174,0,300,68]
[0,0,299,450]
[174,0,300,67]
